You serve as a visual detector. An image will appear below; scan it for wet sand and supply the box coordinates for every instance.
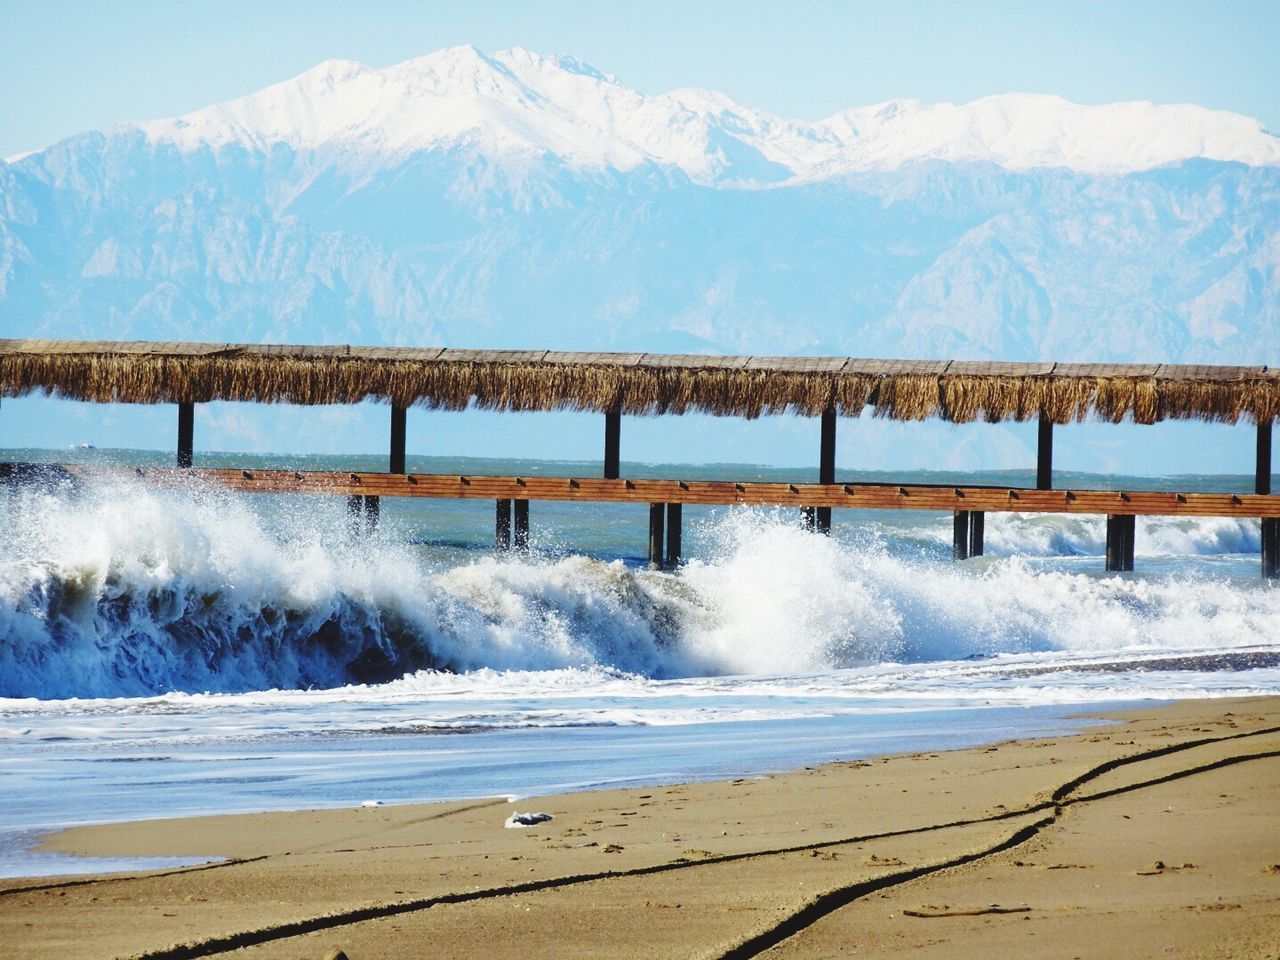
[3,697,1277,959]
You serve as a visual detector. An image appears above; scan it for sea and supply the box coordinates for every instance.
[1,448,1278,878]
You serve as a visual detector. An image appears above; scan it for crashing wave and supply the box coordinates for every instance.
[1,477,1277,699]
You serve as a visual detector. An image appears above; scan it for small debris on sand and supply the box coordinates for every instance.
[505,811,554,828]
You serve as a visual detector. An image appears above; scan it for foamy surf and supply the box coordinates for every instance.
[1,477,1277,699]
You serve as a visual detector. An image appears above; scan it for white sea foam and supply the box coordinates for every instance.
[913,511,1262,558]
[1,478,1277,701]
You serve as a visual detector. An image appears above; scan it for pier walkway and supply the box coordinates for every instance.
[2,339,1278,576]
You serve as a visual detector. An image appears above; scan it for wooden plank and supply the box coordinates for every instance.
[1154,364,1264,381]
[10,465,1280,518]
[1052,363,1159,378]
[744,356,848,373]
[637,353,750,369]
[542,351,644,367]
[437,349,549,364]
[843,359,950,376]
[946,361,1055,377]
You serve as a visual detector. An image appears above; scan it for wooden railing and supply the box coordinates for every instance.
[5,463,1278,577]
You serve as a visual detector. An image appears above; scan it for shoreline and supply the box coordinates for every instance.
[3,695,1277,958]
[0,699,1143,859]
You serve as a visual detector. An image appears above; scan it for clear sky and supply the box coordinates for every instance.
[2,0,1278,159]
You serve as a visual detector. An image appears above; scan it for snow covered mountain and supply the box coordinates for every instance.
[2,45,1279,368]
[129,46,1280,181]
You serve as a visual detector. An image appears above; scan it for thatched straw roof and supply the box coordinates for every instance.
[1,339,1276,425]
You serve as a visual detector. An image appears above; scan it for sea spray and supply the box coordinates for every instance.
[915,512,1262,558]
[2,476,1279,699]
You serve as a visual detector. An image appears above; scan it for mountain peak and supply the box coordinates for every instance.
[300,58,372,84]
[114,47,1280,182]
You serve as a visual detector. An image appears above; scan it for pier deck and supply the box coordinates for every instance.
[3,338,1278,576]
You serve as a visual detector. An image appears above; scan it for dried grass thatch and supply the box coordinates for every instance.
[0,340,1276,425]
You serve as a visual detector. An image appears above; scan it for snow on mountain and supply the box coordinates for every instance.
[819,94,1280,175]
[128,46,1280,183]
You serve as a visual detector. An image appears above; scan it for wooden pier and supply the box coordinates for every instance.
[2,339,1278,577]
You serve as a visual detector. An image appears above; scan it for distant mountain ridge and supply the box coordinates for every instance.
[1,45,1278,373]
[125,46,1280,182]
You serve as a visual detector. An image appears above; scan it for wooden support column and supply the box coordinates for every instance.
[177,402,194,468]
[513,499,530,551]
[390,405,406,474]
[816,406,836,534]
[1037,414,1053,490]
[1106,514,1136,572]
[1263,519,1279,580]
[346,495,364,537]
[648,503,665,569]
[800,506,816,530]
[1258,420,1272,496]
[968,511,985,557]
[363,495,380,531]
[495,499,512,550]
[953,510,971,560]
[1260,421,1276,580]
[604,410,621,480]
[665,503,682,569]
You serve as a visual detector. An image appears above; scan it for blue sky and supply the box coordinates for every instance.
[3,0,1279,158]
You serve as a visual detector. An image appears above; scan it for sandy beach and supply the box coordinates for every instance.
[3,696,1277,960]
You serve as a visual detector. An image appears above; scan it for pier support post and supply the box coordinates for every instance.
[390,405,406,475]
[177,402,194,468]
[496,499,512,550]
[648,503,665,569]
[514,499,530,551]
[665,503,682,569]
[1259,420,1276,580]
[604,410,621,480]
[1264,519,1279,580]
[969,511,985,557]
[1037,414,1053,490]
[1258,419,1272,496]
[816,407,836,534]
[346,494,364,537]
[800,506,816,530]
[346,494,378,536]
[953,510,971,560]
[1106,514,1136,572]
